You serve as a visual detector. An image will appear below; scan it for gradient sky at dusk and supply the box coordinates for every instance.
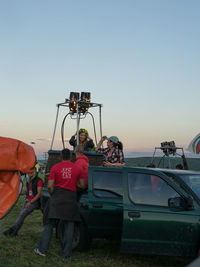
[1,0,200,158]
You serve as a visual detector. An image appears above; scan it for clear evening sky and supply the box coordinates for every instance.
[1,0,200,158]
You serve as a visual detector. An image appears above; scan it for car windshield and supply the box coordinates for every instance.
[178,174,200,199]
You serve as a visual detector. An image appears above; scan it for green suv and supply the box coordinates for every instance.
[42,165,200,258]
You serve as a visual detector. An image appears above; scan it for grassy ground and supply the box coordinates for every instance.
[0,197,191,267]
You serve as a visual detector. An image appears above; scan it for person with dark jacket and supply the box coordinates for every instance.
[4,167,43,237]
[75,145,89,188]
[34,149,85,260]
[69,128,94,151]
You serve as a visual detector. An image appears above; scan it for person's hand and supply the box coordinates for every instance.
[102,136,107,142]
[25,201,32,208]
[87,135,92,140]
[103,161,113,167]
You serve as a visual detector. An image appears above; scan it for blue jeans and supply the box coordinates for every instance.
[11,199,39,233]
[39,219,74,258]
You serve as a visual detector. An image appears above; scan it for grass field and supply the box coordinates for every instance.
[0,197,192,267]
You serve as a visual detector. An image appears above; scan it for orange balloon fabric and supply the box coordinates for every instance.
[0,136,36,173]
[0,137,36,219]
[0,171,20,219]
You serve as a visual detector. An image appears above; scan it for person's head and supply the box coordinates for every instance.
[61,148,71,161]
[29,167,37,179]
[78,128,88,144]
[75,145,84,158]
[146,163,156,168]
[107,136,123,150]
[176,164,183,170]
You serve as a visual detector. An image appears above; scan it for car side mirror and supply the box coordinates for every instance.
[168,197,194,211]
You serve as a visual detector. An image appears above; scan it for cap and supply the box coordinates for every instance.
[108,136,119,144]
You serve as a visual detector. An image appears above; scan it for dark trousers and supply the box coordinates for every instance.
[11,199,39,233]
[39,218,74,258]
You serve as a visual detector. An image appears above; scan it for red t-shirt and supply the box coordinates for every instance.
[75,155,89,187]
[28,179,44,200]
[49,161,83,192]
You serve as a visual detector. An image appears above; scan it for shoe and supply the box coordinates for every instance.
[3,229,12,236]
[3,228,16,236]
[62,257,71,262]
[34,248,46,257]
[9,231,18,237]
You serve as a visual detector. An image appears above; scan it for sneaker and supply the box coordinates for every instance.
[34,248,46,257]
[3,228,15,236]
[62,257,71,262]
[3,229,12,236]
[9,231,18,237]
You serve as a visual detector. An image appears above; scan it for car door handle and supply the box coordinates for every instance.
[93,204,103,208]
[128,211,141,218]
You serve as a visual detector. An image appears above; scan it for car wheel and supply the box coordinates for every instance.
[57,220,90,252]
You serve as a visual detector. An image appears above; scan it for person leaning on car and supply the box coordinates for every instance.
[34,148,85,260]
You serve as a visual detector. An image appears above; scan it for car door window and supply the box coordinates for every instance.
[93,171,123,198]
[128,172,179,206]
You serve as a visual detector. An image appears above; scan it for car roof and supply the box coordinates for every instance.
[154,168,200,175]
[89,166,200,175]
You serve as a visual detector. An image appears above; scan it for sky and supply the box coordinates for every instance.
[1,0,200,158]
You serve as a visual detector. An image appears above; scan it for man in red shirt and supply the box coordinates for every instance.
[34,148,85,260]
[4,167,43,237]
[75,145,89,188]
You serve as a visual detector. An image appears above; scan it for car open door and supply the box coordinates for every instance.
[120,168,200,257]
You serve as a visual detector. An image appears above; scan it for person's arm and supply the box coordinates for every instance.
[48,179,55,195]
[69,135,76,146]
[87,138,95,148]
[103,162,125,167]
[103,149,125,167]
[77,178,86,189]
[47,166,56,195]
[25,183,43,208]
[96,136,107,151]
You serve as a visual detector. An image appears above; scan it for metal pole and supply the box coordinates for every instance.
[50,105,60,150]
[88,112,98,146]
[99,105,103,148]
[168,156,171,169]
[76,102,80,145]
[151,148,157,164]
[61,113,70,149]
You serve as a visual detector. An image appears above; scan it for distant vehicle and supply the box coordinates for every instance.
[42,166,200,258]
[151,141,189,169]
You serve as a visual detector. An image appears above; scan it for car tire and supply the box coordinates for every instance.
[57,219,90,252]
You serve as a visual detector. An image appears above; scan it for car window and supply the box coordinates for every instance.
[128,172,179,206]
[93,171,123,198]
[179,174,200,198]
